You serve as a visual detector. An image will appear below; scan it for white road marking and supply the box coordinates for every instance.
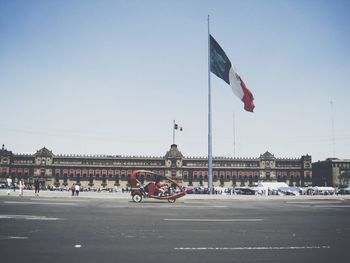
[74,244,82,248]
[286,201,342,204]
[177,205,228,208]
[316,205,350,208]
[286,202,350,208]
[0,236,29,240]
[8,236,29,240]
[4,201,76,206]
[164,218,263,222]
[29,198,87,202]
[174,246,331,250]
[0,215,63,221]
[162,205,228,209]
[107,205,228,209]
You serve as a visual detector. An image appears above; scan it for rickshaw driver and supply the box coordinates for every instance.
[136,178,146,195]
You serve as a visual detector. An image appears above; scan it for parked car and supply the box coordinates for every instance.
[337,188,350,195]
[234,187,256,195]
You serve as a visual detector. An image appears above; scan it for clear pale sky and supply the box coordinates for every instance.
[1,0,349,162]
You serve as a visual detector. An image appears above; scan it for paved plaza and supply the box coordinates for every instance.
[2,188,350,200]
[0,190,349,262]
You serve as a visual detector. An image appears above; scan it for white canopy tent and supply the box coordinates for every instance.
[255,182,300,196]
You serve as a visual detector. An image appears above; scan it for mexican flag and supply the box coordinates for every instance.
[210,35,255,112]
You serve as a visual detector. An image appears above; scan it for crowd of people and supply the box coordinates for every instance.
[1,178,348,197]
[1,179,121,197]
[4,177,40,197]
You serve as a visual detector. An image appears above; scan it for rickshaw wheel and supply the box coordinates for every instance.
[168,198,176,203]
[132,193,143,203]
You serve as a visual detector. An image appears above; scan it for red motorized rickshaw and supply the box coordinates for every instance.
[130,170,186,203]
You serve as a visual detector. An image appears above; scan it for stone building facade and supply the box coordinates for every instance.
[0,144,312,188]
[312,158,350,187]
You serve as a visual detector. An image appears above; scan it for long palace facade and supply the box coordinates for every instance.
[0,144,312,188]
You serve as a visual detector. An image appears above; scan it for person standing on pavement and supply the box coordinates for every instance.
[6,177,12,195]
[75,184,80,196]
[71,184,75,196]
[19,179,24,197]
[13,180,17,192]
[34,178,40,197]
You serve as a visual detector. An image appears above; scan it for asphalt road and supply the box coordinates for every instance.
[0,195,349,263]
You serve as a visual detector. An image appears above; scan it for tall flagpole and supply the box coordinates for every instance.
[330,100,335,157]
[233,112,236,158]
[207,15,213,194]
[173,120,176,145]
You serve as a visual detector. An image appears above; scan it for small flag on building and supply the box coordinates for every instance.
[210,35,255,112]
[174,123,183,131]
[173,120,183,144]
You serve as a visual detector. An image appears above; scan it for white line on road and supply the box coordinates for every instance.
[164,218,263,222]
[106,205,228,209]
[175,205,228,208]
[3,201,77,206]
[0,215,63,220]
[8,236,29,239]
[315,205,350,208]
[286,201,342,204]
[157,205,228,209]
[174,246,331,250]
[0,236,29,240]
[29,198,87,202]
[286,202,350,208]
